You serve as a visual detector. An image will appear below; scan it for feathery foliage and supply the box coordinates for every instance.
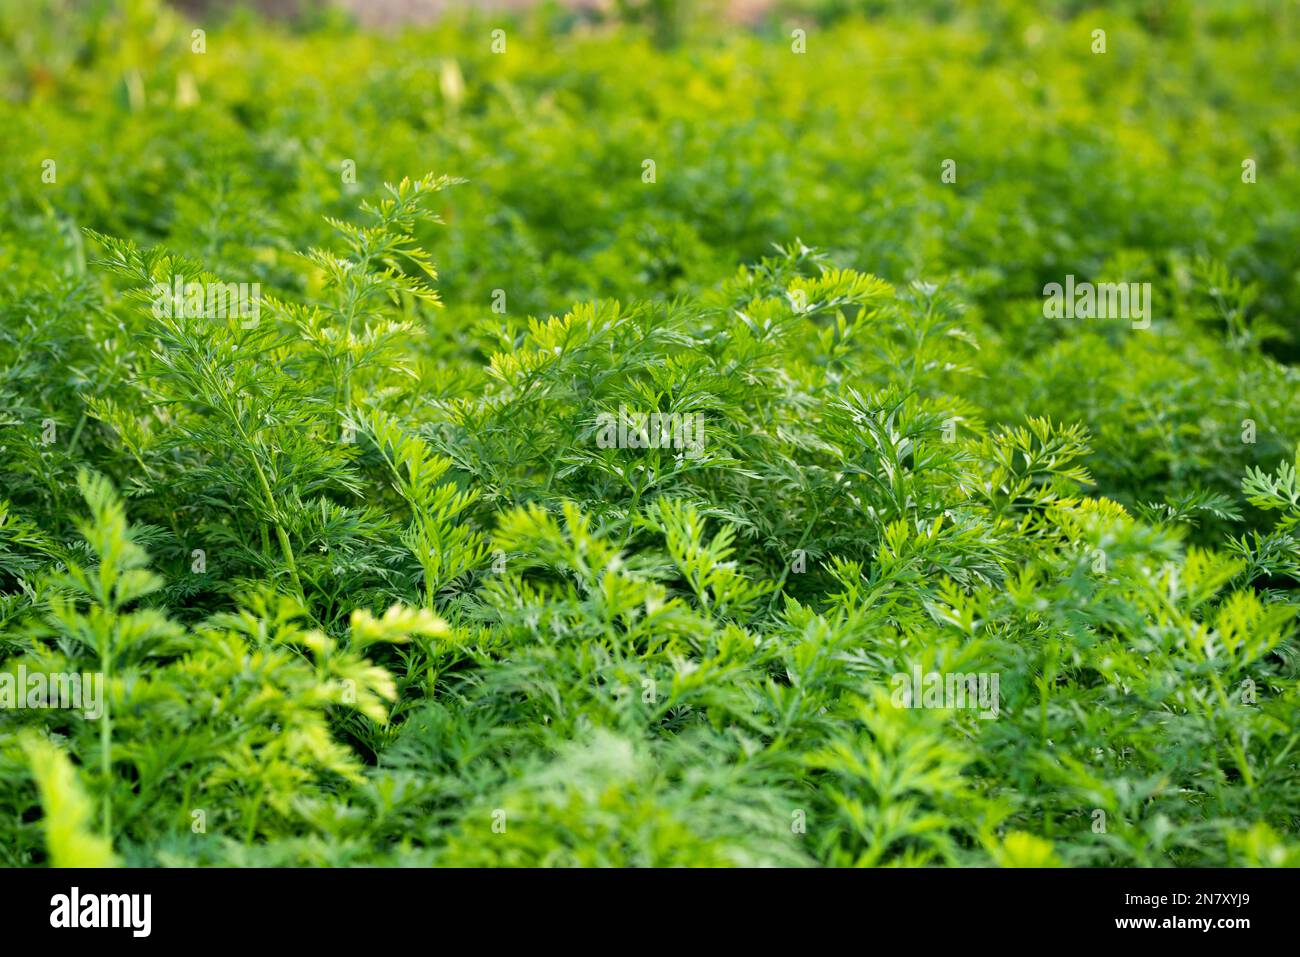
[1,0,1298,867]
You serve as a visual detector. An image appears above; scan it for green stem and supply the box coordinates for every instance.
[247,449,305,599]
[100,640,112,841]
[67,410,88,459]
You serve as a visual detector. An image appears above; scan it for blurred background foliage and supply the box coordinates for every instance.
[3,0,1297,514]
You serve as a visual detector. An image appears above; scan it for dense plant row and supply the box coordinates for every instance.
[1,0,1297,865]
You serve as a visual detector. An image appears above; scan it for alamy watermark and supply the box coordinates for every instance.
[1043,275,1151,329]
[890,665,1000,719]
[150,277,261,328]
[0,666,103,719]
[595,405,705,458]
[50,887,151,937]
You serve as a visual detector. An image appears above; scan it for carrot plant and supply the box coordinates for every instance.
[0,0,1297,867]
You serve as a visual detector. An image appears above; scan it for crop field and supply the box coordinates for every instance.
[1,0,1298,871]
